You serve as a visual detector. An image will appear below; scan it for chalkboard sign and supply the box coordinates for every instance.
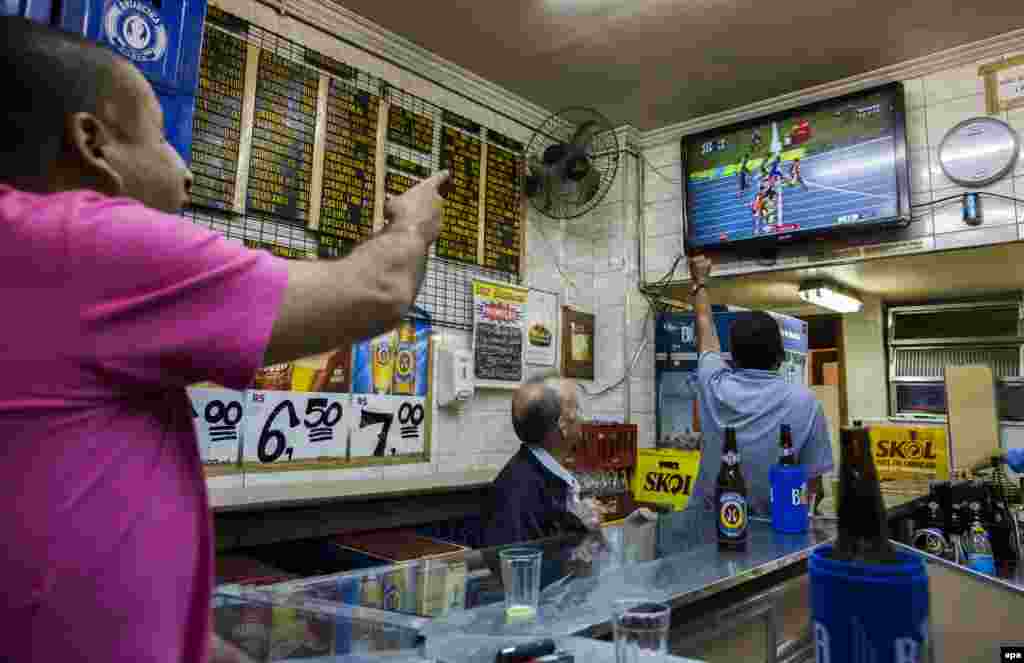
[437,126,481,265]
[246,51,318,224]
[475,322,523,382]
[388,106,434,156]
[483,144,522,275]
[487,130,524,155]
[319,79,378,254]
[190,26,245,211]
[472,279,528,387]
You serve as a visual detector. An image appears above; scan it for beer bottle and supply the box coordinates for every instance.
[778,423,796,466]
[392,320,418,395]
[717,427,748,551]
[834,424,897,563]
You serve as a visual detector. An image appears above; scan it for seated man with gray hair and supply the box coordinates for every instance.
[481,374,603,547]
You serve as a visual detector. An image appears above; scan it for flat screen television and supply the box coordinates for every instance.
[682,82,910,251]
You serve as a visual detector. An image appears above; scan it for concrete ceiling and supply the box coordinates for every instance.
[333,1,1023,131]
[664,242,1024,314]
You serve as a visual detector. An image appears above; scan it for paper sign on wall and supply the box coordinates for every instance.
[525,289,558,367]
[981,55,1024,113]
[472,279,528,388]
[242,390,352,467]
[350,394,428,458]
[188,386,245,469]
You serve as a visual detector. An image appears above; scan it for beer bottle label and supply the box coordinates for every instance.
[394,345,416,394]
[722,451,740,466]
[718,491,747,539]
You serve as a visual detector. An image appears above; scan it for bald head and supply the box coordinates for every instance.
[512,374,580,449]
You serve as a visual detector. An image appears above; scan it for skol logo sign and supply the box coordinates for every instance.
[868,426,949,481]
[634,448,702,510]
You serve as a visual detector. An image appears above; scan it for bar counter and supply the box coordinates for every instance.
[422,510,834,640]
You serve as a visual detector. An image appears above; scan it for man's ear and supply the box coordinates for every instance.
[65,112,124,196]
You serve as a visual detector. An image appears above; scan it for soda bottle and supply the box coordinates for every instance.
[716,427,748,551]
[834,424,898,564]
[778,423,796,466]
[964,502,995,575]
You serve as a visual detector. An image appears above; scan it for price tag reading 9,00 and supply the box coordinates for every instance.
[243,391,350,464]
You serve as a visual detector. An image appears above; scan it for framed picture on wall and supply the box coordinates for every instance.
[561,307,595,380]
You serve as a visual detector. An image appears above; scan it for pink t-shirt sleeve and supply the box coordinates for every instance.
[67,193,289,391]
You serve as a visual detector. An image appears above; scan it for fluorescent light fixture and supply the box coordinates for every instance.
[798,280,863,313]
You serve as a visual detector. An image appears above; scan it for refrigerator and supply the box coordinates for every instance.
[655,310,809,442]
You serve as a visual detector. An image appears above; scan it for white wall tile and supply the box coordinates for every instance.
[585,385,626,416]
[629,376,655,414]
[934,222,1019,250]
[903,78,927,110]
[633,413,656,449]
[644,198,684,239]
[644,233,683,280]
[594,307,626,386]
[1009,109,1024,176]
[595,272,629,311]
[925,94,988,149]
[643,143,681,168]
[933,180,1017,234]
[645,161,683,204]
[905,109,929,152]
[909,149,932,195]
[923,63,987,105]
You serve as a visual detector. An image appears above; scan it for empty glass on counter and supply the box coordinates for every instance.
[499,548,543,621]
[612,599,670,663]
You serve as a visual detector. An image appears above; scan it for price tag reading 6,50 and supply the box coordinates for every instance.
[246,391,349,464]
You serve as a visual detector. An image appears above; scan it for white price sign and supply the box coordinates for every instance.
[350,394,427,458]
[187,387,245,464]
[243,390,351,464]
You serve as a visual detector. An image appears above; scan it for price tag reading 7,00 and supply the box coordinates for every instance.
[256,396,344,463]
[354,396,425,456]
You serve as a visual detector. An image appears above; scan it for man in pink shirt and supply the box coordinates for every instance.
[0,17,449,663]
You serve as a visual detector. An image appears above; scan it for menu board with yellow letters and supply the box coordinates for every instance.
[319,79,380,256]
[246,51,318,223]
[388,106,434,156]
[438,125,481,264]
[483,142,523,276]
[190,26,245,210]
[189,7,526,279]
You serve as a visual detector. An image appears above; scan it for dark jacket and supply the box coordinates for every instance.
[480,444,587,547]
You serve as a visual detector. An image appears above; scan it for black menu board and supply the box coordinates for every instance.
[437,126,481,264]
[474,322,523,382]
[483,144,522,275]
[246,51,318,224]
[190,26,245,211]
[319,79,379,255]
[388,106,434,155]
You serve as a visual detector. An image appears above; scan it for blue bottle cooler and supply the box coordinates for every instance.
[810,544,933,663]
[770,464,808,534]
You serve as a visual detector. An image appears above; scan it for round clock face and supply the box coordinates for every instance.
[938,116,1020,187]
